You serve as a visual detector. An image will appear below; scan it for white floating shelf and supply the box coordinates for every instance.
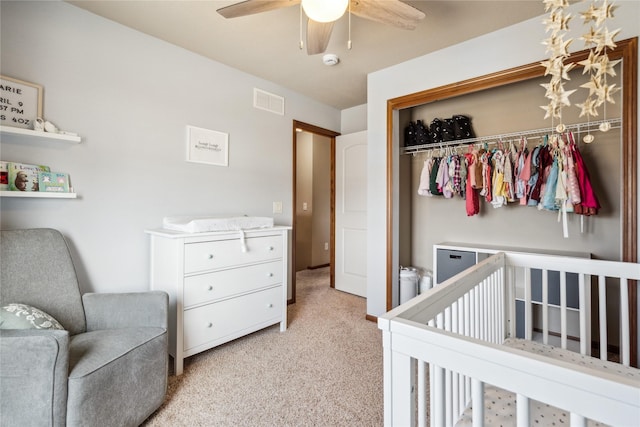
[0,126,81,143]
[0,191,77,199]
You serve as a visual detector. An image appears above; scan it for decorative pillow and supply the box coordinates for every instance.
[0,303,64,330]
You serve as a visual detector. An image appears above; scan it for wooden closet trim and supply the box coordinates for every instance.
[386,38,638,363]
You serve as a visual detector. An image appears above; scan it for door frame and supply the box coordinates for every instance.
[290,119,340,304]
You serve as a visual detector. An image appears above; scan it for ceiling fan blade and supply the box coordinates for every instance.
[217,0,300,19]
[350,0,426,30]
[306,19,334,55]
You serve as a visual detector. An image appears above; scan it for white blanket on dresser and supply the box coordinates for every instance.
[162,216,274,233]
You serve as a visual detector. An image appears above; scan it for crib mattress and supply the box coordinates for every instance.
[455,383,606,427]
[162,216,274,233]
[455,338,639,427]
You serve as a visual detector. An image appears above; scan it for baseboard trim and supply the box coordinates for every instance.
[365,314,377,323]
[308,263,330,270]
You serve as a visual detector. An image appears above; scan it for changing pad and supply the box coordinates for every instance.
[162,216,274,233]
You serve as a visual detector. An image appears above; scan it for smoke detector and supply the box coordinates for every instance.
[322,54,339,66]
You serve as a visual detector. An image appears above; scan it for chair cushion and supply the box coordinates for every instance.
[0,303,64,330]
[67,328,168,426]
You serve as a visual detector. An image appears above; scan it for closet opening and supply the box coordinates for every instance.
[386,38,638,365]
[290,120,340,304]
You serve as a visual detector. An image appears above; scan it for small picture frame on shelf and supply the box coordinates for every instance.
[0,75,43,130]
[186,125,229,167]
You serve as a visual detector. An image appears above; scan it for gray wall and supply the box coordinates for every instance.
[367,1,640,317]
[0,1,340,295]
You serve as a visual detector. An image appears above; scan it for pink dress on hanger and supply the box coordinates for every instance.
[464,152,480,216]
[571,140,600,216]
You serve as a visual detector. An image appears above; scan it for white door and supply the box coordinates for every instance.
[335,131,367,297]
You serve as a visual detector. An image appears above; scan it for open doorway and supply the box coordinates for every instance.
[290,120,340,304]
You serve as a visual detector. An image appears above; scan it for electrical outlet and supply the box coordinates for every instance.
[303,202,308,211]
[324,242,329,250]
[273,201,282,214]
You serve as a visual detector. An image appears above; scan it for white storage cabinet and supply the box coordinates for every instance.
[146,227,290,375]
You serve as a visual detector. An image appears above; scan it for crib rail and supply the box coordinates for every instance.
[378,252,640,427]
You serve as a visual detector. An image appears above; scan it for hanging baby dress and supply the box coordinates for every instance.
[570,133,601,215]
[464,152,480,216]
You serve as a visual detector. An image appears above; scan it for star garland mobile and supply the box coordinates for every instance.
[541,0,575,136]
[576,0,620,143]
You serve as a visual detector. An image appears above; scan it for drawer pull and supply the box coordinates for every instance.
[268,246,274,251]
[206,254,214,260]
[266,272,274,277]
[266,303,273,308]
[206,322,213,328]
[206,285,214,291]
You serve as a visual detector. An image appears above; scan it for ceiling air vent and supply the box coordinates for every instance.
[253,88,285,115]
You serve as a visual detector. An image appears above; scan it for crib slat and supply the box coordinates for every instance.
[429,364,435,427]
[418,361,427,427]
[542,269,549,345]
[390,351,415,427]
[516,394,529,427]
[480,280,486,341]
[525,268,532,341]
[492,273,497,343]
[433,365,445,427]
[458,371,465,422]
[473,288,480,340]
[583,273,591,357]
[464,293,470,338]
[560,271,567,350]
[445,369,453,427]
[471,379,484,427]
[507,265,516,338]
[598,275,608,361]
[578,273,588,356]
[570,413,587,427]
[620,277,630,367]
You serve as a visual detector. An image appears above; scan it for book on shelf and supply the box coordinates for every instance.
[38,171,70,193]
[7,162,50,192]
[0,161,7,191]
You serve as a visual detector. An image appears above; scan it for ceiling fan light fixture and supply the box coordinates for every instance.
[302,0,348,23]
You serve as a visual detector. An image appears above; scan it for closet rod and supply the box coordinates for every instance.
[402,117,622,155]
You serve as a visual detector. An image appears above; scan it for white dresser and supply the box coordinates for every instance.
[145,226,290,375]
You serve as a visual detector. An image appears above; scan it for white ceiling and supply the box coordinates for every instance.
[67,1,546,110]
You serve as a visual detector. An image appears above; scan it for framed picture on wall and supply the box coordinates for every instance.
[186,125,229,167]
[0,75,44,130]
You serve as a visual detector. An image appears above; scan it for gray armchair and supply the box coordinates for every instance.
[0,228,168,427]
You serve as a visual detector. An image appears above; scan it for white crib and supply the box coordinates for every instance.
[378,252,640,426]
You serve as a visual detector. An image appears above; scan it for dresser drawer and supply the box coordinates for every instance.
[183,286,283,351]
[183,260,283,308]
[184,235,283,274]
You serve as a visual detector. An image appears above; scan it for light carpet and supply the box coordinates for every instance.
[143,267,384,426]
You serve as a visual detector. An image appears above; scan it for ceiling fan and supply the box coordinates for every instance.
[217,0,426,55]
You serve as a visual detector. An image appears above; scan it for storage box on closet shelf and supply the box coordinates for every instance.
[402,117,622,156]
[162,216,275,252]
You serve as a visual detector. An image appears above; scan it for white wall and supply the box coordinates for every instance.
[0,1,340,295]
[341,104,367,134]
[367,1,640,317]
